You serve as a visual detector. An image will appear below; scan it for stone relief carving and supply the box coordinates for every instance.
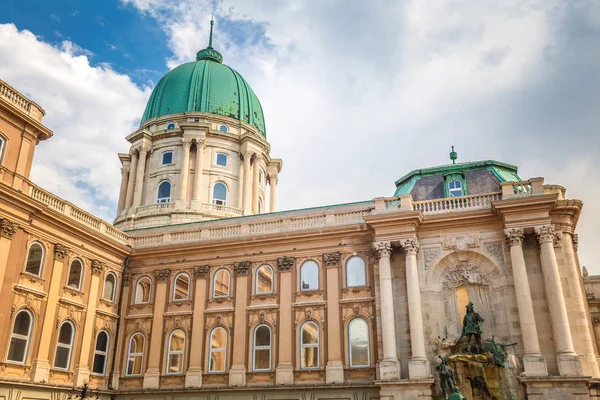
[277,256,295,271]
[91,259,105,276]
[194,265,210,278]
[442,234,479,251]
[234,261,251,275]
[484,242,505,263]
[53,244,70,261]
[0,218,18,239]
[323,252,341,267]
[154,269,172,282]
[423,248,440,270]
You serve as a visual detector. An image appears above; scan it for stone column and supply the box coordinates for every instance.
[124,151,138,209]
[178,138,192,201]
[374,241,400,380]
[143,269,171,389]
[111,272,132,390]
[0,219,18,296]
[74,260,105,386]
[242,152,252,215]
[251,155,261,214]
[237,154,245,209]
[276,256,295,384]
[504,228,548,376]
[401,238,430,379]
[268,174,278,213]
[324,252,344,383]
[132,148,148,207]
[32,244,70,383]
[117,165,130,213]
[535,224,582,376]
[229,261,250,386]
[192,140,205,201]
[185,265,209,388]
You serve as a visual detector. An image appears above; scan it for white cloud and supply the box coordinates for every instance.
[0,23,150,221]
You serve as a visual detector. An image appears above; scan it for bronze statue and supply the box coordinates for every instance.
[485,336,517,367]
[435,355,456,398]
[459,301,484,353]
[447,387,466,400]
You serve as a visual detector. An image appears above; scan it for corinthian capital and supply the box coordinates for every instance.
[182,137,193,147]
[0,218,18,239]
[54,244,70,261]
[504,228,524,247]
[267,173,278,185]
[401,238,420,255]
[535,224,562,246]
[234,261,251,276]
[323,252,341,267]
[373,241,392,259]
[572,233,579,251]
[91,260,106,276]
[154,268,172,282]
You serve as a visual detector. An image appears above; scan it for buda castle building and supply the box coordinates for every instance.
[1,25,600,399]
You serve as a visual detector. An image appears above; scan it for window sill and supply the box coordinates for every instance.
[20,272,44,284]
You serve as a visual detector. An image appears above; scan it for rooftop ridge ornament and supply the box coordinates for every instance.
[450,145,457,164]
[196,16,223,63]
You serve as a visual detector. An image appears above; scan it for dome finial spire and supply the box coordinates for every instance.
[208,15,214,49]
[196,16,223,63]
[449,145,458,164]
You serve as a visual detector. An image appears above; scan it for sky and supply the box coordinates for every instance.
[1,1,599,271]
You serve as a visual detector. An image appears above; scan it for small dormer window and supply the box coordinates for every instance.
[219,124,229,133]
[162,151,173,165]
[166,122,176,130]
[448,180,463,197]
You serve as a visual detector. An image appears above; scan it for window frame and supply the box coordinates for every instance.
[67,258,84,290]
[212,269,230,298]
[299,321,320,370]
[166,122,176,130]
[172,272,190,302]
[53,320,75,370]
[300,260,319,292]
[215,152,229,167]
[156,180,172,203]
[0,134,6,165]
[448,180,463,197]
[218,124,229,133]
[134,276,152,304]
[254,264,274,295]
[208,327,227,373]
[6,309,33,364]
[345,256,367,288]
[92,330,110,376]
[252,324,272,371]
[102,272,117,302]
[165,329,186,375]
[125,332,145,377]
[211,182,228,206]
[161,151,174,166]
[348,317,371,368]
[24,241,45,277]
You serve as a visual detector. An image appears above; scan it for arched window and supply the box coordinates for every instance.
[67,259,83,290]
[300,321,319,369]
[300,260,319,291]
[208,327,227,373]
[103,273,116,302]
[134,276,152,304]
[213,269,230,298]
[24,242,44,276]
[172,273,190,301]
[346,256,366,287]
[166,122,176,130]
[54,321,75,369]
[92,330,109,375]
[0,135,6,164]
[348,318,370,367]
[157,181,172,203]
[216,153,228,166]
[7,310,33,363]
[166,329,185,375]
[212,182,227,206]
[126,333,145,376]
[253,324,272,371]
[255,265,273,294]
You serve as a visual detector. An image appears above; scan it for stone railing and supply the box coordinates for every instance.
[0,79,44,122]
[28,183,128,244]
[500,177,544,198]
[412,192,502,214]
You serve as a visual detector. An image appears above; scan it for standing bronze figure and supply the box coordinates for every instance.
[435,355,456,397]
[459,302,484,353]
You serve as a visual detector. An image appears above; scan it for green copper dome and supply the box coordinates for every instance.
[140,21,266,136]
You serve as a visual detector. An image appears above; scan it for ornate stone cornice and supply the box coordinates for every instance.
[234,261,251,276]
[535,224,561,245]
[277,256,295,271]
[441,235,479,251]
[373,241,392,260]
[54,244,70,261]
[194,265,210,278]
[91,260,105,276]
[154,269,172,282]
[0,218,18,239]
[323,252,341,267]
[503,228,524,247]
[401,238,420,255]
[123,271,132,286]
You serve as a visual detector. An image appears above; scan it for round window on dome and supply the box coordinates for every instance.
[218,125,229,133]
[166,122,176,130]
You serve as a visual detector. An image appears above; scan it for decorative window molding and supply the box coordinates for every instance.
[161,151,174,165]
[348,318,370,368]
[53,321,75,370]
[300,321,320,369]
[212,269,230,298]
[208,327,227,373]
[252,324,272,371]
[172,272,190,301]
[165,329,185,375]
[134,276,152,304]
[6,309,33,364]
[125,332,145,376]
[92,330,109,375]
[300,260,319,291]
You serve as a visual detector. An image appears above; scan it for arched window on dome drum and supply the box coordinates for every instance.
[126,333,145,376]
[213,269,230,298]
[346,256,366,287]
[103,273,116,302]
[208,327,227,373]
[54,321,75,370]
[24,242,44,276]
[172,273,190,301]
[166,329,185,375]
[253,325,271,371]
[67,259,83,290]
[300,260,319,291]
[92,330,109,375]
[300,321,319,369]
[7,310,33,364]
[135,277,152,304]
[157,181,172,203]
[212,182,227,206]
[348,318,370,367]
[255,265,273,294]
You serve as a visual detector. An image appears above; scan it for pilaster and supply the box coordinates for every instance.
[268,173,278,213]
[178,138,192,201]
[143,268,170,389]
[132,147,148,207]
[111,271,132,389]
[0,218,18,297]
[324,252,344,383]
[242,152,253,215]
[192,140,205,201]
[229,261,250,386]
[185,265,209,388]
[124,150,138,209]
[276,256,295,384]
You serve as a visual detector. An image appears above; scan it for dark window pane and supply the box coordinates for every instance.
[7,338,26,362]
[67,260,82,288]
[96,332,108,351]
[301,347,318,368]
[92,354,106,374]
[13,312,31,336]
[254,349,270,370]
[54,346,70,368]
[255,326,270,346]
[58,324,73,344]
[162,152,173,165]
[25,244,43,275]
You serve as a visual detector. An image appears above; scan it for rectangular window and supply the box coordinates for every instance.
[448,180,463,197]
[216,153,228,167]
[162,151,173,165]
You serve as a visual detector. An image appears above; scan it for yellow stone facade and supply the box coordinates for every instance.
[1,76,600,400]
